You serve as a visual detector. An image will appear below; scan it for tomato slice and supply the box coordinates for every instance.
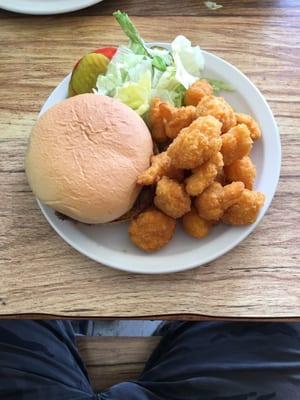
[93,47,117,59]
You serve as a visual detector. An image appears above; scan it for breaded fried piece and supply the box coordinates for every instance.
[235,112,261,140]
[167,116,222,169]
[184,79,214,106]
[154,176,191,218]
[224,156,256,190]
[182,208,211,239]
[149,97,168,143]
[185,152,224,196]
[196,95,237,133]
[222,189,265,225]
[159,102,196,139]
[221,124,253,166]
[195,181,244,221]
[137,152,183,185]
[129,208,176,252]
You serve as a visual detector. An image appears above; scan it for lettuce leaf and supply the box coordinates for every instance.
[114,71,152,115]
[95,12,206,116]
[207,78,234,95]
[171,35,204,89]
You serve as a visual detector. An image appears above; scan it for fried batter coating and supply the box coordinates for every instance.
[221,124,253,166]
[184,79,214,106]
[195,181,244,221]
[129,208,176,252]
[167,116,222,169]
[196,95,237,133]
[224,156,256,190]
[182,208,211,239]
[159,102,196,139]
[154,176,191,218]
[185,152,224,196]
[235,112,261,141]
[149,97,168,143]
[137,152,183,185]
[222,189,265,225]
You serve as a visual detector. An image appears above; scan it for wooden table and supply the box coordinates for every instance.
[1,1,299,320]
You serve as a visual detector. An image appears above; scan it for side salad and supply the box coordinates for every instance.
[68,11,232,118]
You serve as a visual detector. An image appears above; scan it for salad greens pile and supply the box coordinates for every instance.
[95,11,233,117]
[96,11,206,116]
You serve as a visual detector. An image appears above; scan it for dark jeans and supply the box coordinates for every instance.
[0,321,300,400]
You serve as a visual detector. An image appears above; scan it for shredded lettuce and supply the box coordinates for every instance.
[95,11,207,116]
[171,35,204,89]
[207,78,234,95]
[204,1,223,10]
[115,71,152,115]
[113,10,149,56]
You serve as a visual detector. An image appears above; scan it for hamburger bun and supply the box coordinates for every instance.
[25,94,153,223]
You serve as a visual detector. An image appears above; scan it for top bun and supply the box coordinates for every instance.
[25,94,153,223]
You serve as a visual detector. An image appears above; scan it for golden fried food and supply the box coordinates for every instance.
[154,176,191,218]
[221,181,245,210]
[222,189,265,225]
[149,97,168,143]
[129,208,176,252]
[235,112,261,141]
[195,181,244,221]
[224,156,256,190]
[185,152,224,196]
[196,95,237,133]
[182,208,211,239]
[184,79,214,106]
[221,124,253,166]
[159,102,196,139]
[137,152,183,185]
[167,116,222,169]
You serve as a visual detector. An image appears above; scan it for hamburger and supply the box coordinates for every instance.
[25,94,153,224]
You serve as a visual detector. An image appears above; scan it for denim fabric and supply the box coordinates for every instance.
[0,321,300,400]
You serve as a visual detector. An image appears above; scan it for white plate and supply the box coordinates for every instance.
[36,44,281,274]
[0,0,103,15]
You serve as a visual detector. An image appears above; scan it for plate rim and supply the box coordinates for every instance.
[36,46,281,274]
[0,0,103,15]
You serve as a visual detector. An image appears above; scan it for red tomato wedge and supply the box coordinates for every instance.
[93,47,117,59]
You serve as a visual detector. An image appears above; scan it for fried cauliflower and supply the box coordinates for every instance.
[235,112,261,141]
[159,102,196,139]
[222,189,265,225]
[167,116,222,169]
[137,152,183,185]
[195,181,244,221]
[154,176,191,218]
[196,95,237,133]
[182,207,211,239]
[129,208,176,252]
[184,79,214,106]
[221,124,253,166]
[224,156,256,190]
[185,152,224,196]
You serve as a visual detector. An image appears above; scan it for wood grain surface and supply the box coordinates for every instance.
[77,336,161,391]
[0,1,299,319]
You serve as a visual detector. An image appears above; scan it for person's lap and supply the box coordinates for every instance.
[0,321,299,400]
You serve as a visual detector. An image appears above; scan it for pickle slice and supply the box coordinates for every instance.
[68,52,109,96]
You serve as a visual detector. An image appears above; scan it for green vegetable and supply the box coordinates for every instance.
[114,71,152,116]
[95,11,205,116]
[204,1,223,10]
[152,55,167,72]
[207,79,234,95]
[153,66,186,107]
[113,10,149,56]
[171,35,204,89]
